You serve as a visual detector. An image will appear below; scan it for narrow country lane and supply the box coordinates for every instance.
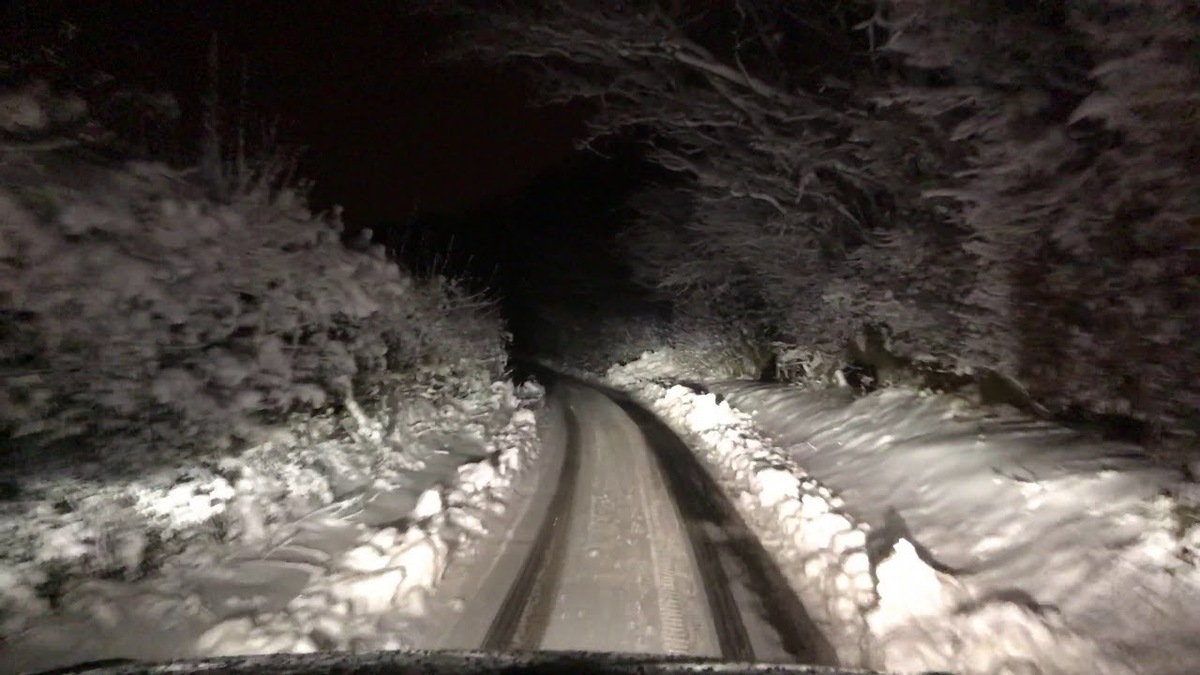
[536,384,720,655]
[452,373,833,665]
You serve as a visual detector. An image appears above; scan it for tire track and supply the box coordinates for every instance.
[480,400,582,651]
[538,386,718,655]
[483,371,832,665]
[618,399,838,666]
[630,429,697,654]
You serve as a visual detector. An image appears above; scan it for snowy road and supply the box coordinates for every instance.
[522,384,719,655]
[2,374,835,673]
[445,376,833,664]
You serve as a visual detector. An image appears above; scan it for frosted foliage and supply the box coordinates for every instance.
[448,0,1200,443]
[879,0,1200,430]
[441,1,974,361]
[0,151,506,454]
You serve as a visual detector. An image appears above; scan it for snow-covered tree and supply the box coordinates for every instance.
[877,0,1200,433]
[436,0,1200,448]
[432,0,970,351]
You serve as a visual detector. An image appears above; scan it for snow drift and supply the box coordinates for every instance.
[603,349,1200,675]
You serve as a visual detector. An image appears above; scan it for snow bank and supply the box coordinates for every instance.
[604,350,1200,675]
[1,381,544,672]
[600,351,879,667]
[189,387,543,657]
[714,382,1200,675]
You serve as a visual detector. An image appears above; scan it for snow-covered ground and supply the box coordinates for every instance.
[601,349,1200,675]
[2,377,543,674]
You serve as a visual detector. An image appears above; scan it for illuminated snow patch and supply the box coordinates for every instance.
[603,351,1200,675]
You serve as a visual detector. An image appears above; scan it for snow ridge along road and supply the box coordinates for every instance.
[473,374,833,665]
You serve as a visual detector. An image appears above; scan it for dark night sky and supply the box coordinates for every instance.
[16,1,589,223]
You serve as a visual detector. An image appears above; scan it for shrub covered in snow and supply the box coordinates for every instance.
[0,144,507,459]
[0,125,520,655]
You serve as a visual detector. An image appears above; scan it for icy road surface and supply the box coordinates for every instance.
[443,378,832,663]
[528,384,720,655]
[2,376,833,673]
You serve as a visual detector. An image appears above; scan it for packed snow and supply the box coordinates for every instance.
[600,348,1200,675]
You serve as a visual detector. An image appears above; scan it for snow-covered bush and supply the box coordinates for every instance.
[0,145,507,458]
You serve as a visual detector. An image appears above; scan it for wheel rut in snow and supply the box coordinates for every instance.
[534,384,719,656]
[482,373,833,664]
[617,400,840,667]
[480,398,583,651]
